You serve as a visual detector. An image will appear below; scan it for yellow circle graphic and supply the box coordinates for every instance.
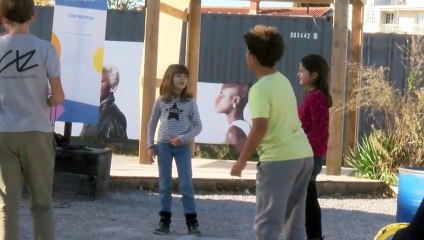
[51,33,61,58]
[93,47,104,73]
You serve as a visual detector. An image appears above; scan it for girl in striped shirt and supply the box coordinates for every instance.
[147,64,202,236]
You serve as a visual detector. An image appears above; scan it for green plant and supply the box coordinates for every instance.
[345,131,400,186]
[194,144,240,160]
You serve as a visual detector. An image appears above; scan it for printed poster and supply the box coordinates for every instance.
[51,0,107,123]
[54,41,144,140]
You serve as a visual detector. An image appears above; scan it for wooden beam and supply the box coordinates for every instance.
[186,0,201,152]
[186,0,201,98]
[139,0,160,164]
[327,0,349,175]
[156,78,162,87]
[160,2,188,22]
[344,1,363,154]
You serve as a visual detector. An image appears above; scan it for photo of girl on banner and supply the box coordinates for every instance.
[215,83,251,152]
[196,82,251,153]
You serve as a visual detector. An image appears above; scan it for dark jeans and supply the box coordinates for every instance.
[305,156,324,239]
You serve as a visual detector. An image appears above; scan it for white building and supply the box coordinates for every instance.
[364,0,424,34]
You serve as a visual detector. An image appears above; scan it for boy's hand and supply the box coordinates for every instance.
[148,148,156,163]
[231,159,246,177]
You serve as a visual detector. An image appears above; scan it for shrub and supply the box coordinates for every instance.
[343,36,424,184]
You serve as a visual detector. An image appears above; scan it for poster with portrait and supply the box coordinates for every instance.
[195,82,252,151]
[54,41,143,140]
[51,0,107,123]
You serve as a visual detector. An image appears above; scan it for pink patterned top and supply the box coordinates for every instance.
[298,89,329,157]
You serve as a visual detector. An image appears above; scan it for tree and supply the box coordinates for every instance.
[34,0,52,6]
[107,0,145,10]
[293,3,331,7]
[33,0,145,9]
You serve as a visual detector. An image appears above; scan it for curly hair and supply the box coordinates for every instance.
[243,25,285,68]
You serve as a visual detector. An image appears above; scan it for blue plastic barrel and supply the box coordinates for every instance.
[396,167,424,222]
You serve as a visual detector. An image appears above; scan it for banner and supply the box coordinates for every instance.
[55,41,144,140]
[51,0,107,123]
[196,82,252,151]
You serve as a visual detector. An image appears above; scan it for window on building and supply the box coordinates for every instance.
[418,14,424,25]
[385,13,394,24]
[367,10,376,23]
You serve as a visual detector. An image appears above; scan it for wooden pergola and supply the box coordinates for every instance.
[138,0,366,176]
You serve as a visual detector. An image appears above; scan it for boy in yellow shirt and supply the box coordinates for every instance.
[231,25,313,240]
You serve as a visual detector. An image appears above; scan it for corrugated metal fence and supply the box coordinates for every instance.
[198,14,333,89]
[359,33,411,136]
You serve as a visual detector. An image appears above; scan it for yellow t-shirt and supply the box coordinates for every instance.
[249,71,313,161]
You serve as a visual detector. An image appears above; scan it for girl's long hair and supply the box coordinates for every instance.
[301,54,333,107]
[160,64,192,102]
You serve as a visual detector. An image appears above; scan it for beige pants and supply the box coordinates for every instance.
[0,132,56,240]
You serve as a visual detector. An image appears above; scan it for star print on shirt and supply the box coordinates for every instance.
[167,102,183,121]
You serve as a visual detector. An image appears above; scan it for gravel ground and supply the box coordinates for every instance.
[18,191,397,240]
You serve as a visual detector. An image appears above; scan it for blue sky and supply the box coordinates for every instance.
[202,0,291,7]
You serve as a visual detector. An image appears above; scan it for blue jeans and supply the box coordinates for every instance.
[157,142,196,214]
[310,156,324,181]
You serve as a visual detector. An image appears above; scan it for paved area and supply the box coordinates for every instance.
[109,155,387,195]
[111,155,357,180]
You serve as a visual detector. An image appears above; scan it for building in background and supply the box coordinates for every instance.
[202,0,332,17]
[364,0,424,34]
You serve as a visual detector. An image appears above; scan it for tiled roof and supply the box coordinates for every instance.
[201,7,332,17]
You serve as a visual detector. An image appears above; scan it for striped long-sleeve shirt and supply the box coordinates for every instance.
[147,97,202,148]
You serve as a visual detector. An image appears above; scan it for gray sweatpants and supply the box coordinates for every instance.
[254,157,313,240]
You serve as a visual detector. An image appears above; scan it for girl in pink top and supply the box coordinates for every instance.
[297,54,332,240]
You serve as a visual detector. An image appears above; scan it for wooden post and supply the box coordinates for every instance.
[139,0,160,164]
[186,0,201,97]
[344,0,363,153]
[64,122,72,146]
[327,0,349,175]
[186,0,201,152]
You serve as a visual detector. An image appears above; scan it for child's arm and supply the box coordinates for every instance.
[231,84,268,176]
[178,101,202,144]
[48,76,64,107]
[147,98,162,148]
[47,42,64,107]
[231,118,267,176]
[307,93,329,145]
